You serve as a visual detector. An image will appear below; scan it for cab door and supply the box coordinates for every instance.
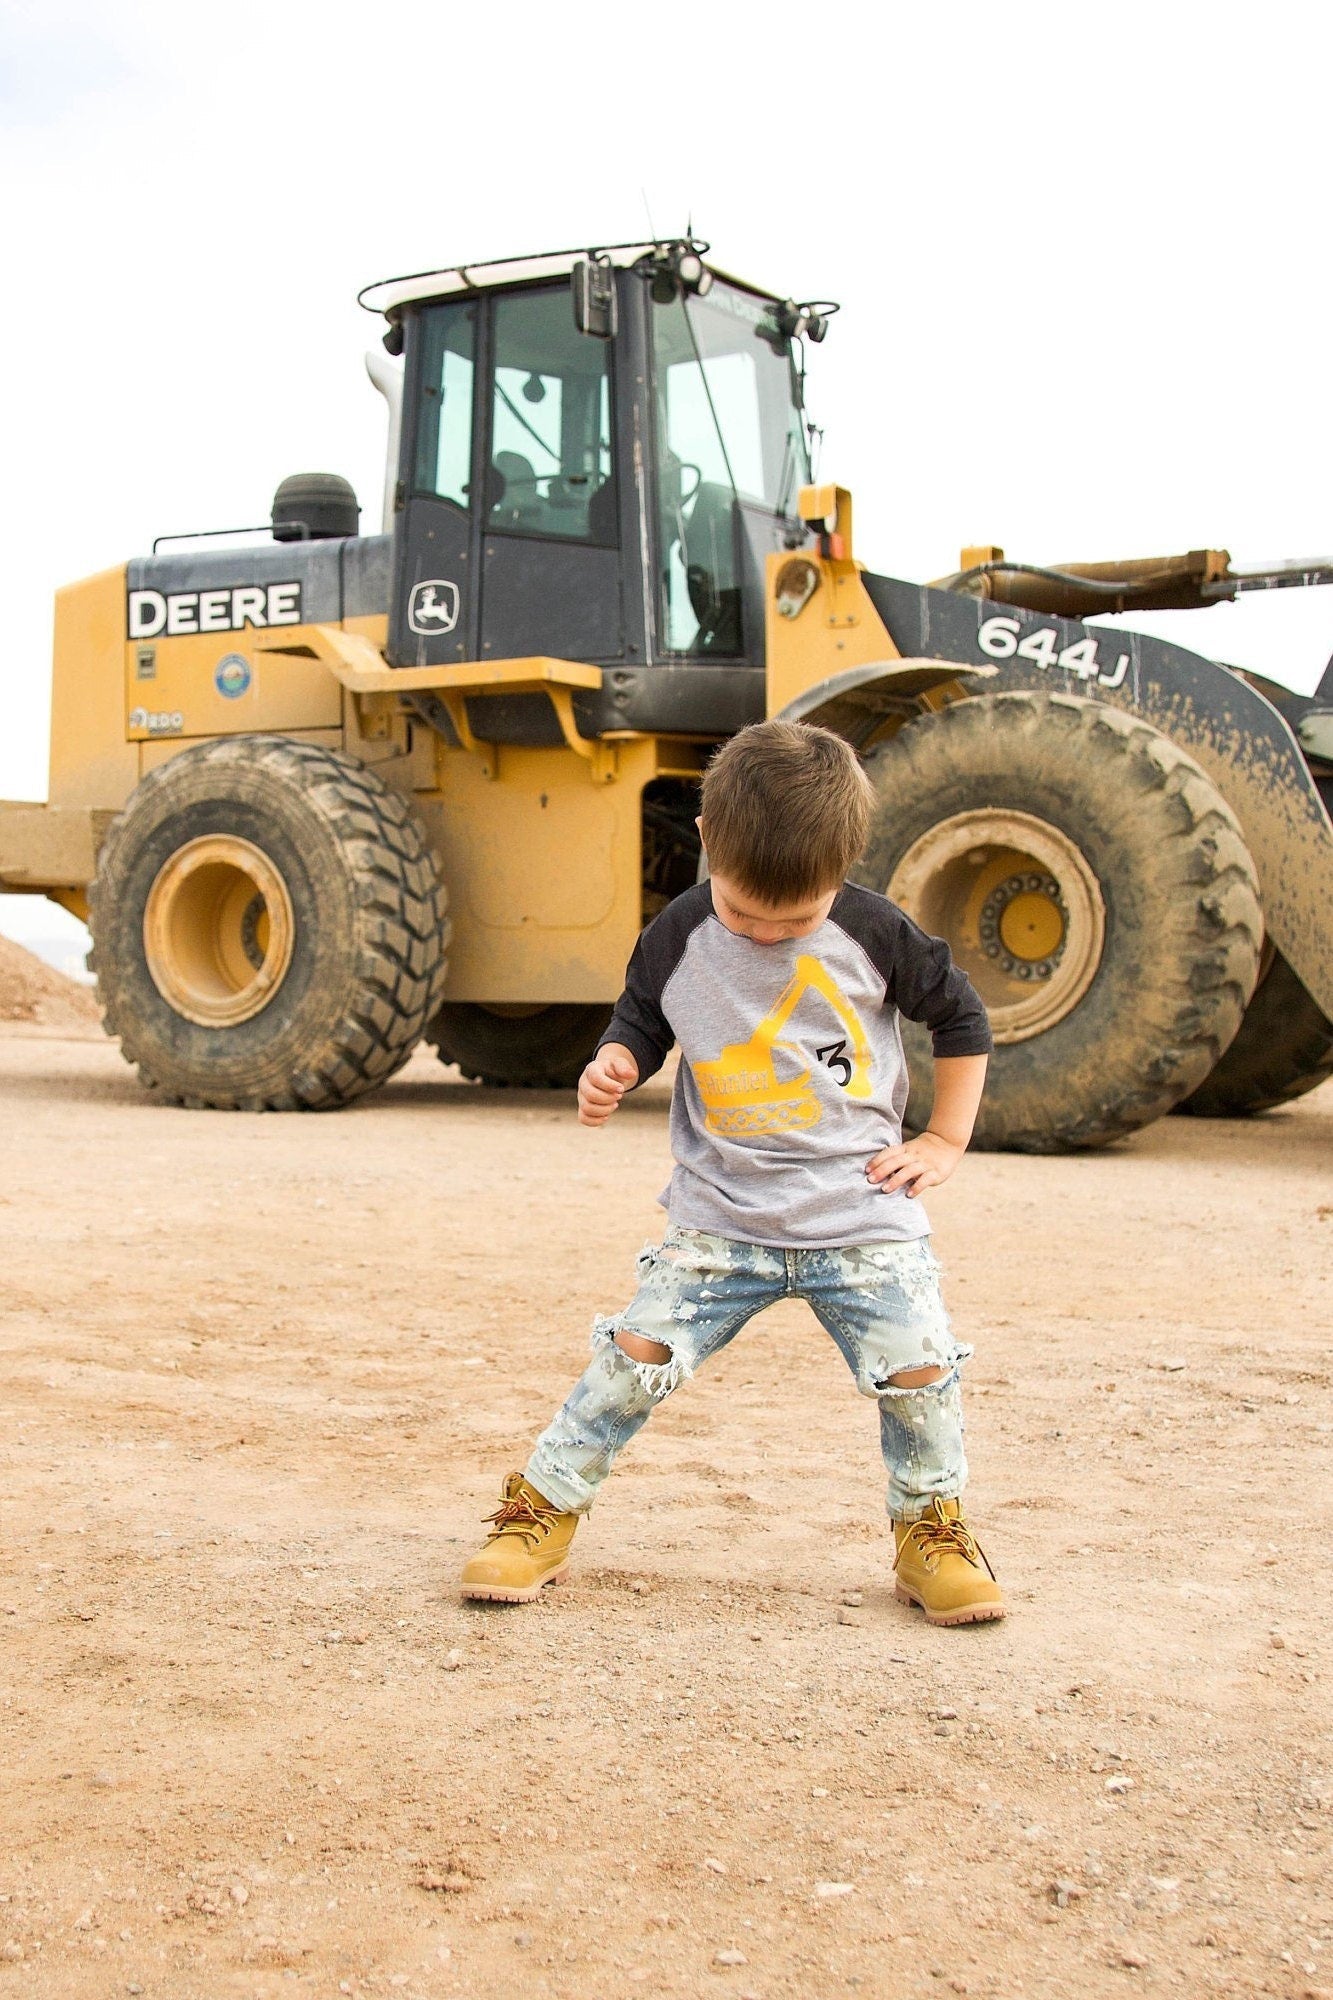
[479,285,622,663]
[389,284,623,670]
[389,297,478,667]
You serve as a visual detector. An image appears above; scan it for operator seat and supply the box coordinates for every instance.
[682,480,743,654]
[490,450,540,530]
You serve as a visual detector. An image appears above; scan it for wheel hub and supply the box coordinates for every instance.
[143,835,295,1028]
[981,874,1069,979]
[887,809,1105,1044]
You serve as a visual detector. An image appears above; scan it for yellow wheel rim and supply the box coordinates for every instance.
[143,835,295,1028]
[887,809,1105,1044]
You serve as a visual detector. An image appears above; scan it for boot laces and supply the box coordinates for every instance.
[895,1501,993,1577]
[483,1490,557,1550]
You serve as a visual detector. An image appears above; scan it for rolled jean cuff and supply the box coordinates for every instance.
[522,1453,594,1516]
[891,1485,966,1523]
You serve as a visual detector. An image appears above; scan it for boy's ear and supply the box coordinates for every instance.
[695,815,707,849]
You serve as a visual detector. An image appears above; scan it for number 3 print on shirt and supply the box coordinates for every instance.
[816,1038,854,1087]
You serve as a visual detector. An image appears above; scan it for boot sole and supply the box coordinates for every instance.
[460,1560,570,1605]
[894,1582,1006,1626]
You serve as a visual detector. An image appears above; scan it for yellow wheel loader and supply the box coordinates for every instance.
[3,238,1331,1147]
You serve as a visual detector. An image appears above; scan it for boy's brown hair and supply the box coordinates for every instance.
[699,719,876,905]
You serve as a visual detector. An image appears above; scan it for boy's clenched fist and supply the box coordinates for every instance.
[578,1043,640,1125]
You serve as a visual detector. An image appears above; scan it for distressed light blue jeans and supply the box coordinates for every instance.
[526,1226,971,1523]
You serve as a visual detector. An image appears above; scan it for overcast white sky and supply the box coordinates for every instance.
[3,0,1332,953]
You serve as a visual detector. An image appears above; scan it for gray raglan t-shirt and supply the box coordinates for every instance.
[598,881,993,1249]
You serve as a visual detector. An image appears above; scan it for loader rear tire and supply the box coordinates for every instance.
[89,736,449,1110]
[429,1002,612,1089]
[855,691,1263,1152]
[1174,946,1333,1116]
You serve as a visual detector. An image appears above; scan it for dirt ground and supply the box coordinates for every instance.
[1,1012,1331,2000]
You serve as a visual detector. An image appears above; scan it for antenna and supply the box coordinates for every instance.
[641,187,659,244]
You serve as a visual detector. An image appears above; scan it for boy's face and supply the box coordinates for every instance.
[705,867,839,947]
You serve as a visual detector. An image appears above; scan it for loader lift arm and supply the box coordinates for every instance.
[933,546,1333,621]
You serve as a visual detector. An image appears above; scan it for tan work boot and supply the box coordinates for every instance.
[893,1496,1005,1626]
[460,1474,578,1603]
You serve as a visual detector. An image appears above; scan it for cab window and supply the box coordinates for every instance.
[413,301,476,510]
[652,282,807,654]
[487,287,616,546]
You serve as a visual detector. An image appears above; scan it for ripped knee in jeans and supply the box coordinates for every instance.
[591,1313,690,1400]
[615,1328,673,1365]
[866,1340,973,1399]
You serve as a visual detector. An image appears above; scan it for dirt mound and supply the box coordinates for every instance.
[0,930,100,1029]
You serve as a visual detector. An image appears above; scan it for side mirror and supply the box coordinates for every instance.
[572,258,617,340]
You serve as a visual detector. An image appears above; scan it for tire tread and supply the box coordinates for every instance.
[859,691,1262,1152]
[90,736,449,1111]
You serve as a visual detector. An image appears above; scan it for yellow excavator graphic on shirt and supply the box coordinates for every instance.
[693,954,874,1138]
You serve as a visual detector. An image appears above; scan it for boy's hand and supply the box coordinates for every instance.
[868,1054,987,1196]
[578,1044,640,1126]
[866,1130,965,1199]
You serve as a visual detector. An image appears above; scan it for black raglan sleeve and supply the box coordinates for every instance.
[594,882,713,1084]
[832,884,993,1057]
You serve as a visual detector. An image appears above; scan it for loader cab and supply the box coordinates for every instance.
[376,244,813,739]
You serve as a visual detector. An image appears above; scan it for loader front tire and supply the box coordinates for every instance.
[1174,946,1333,1116]
[89,736,448,1110]
[856,691,1263,1152]
[429,1002,612,1089]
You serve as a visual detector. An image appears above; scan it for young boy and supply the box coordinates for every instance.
[461,719,1003,1625]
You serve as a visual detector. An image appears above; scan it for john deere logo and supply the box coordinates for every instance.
[214,654,253,700]
[408,578,460,636]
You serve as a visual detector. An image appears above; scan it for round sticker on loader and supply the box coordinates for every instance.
[215,653,253,700]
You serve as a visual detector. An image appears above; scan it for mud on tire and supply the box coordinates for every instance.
[855,691,1263,1152]
[89,736,449,1110]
